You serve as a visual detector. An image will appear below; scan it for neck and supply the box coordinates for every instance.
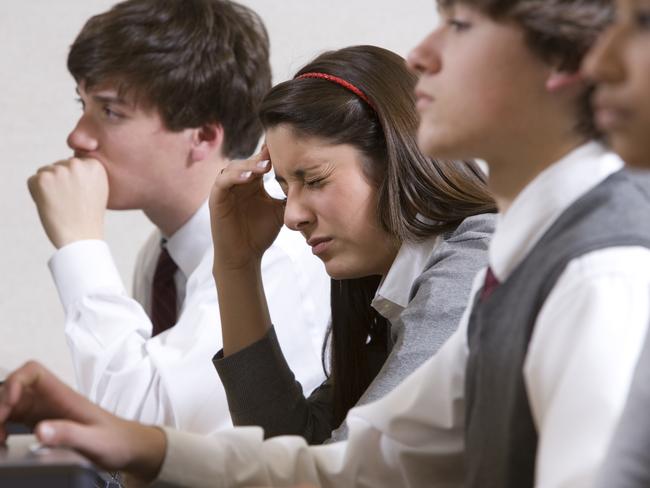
[144,197,205,238]
[486,133,588,214]
[144,158,229,237]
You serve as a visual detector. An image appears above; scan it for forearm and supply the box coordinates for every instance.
[213,261,273,356]
[159,337,467,488]
[128,424,167,483]
[215,328,335,443]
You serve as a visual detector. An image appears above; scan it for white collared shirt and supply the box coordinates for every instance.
[156,142,650,487]
[371,236,440,323]
[49,199,331,435]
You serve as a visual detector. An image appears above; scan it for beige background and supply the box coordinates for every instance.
[0,1,437,383]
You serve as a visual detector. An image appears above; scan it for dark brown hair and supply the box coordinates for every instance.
[67,0,271,159]
[438,0,613,137]
[260,45,496,428]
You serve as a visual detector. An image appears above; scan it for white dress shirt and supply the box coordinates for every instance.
[49,200,331,435]
[155,142,650,487]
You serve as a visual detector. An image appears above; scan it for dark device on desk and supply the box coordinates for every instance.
[0,434,120,488]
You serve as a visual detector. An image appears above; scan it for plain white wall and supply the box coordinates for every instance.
[0,1,437,383]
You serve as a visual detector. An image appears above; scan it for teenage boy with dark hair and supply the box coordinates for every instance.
[26,0,330,435]
[582,2,650,486]
[4,0,650,487]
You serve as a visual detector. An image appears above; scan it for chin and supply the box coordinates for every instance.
[417,128,438,158]
[324,262,357,280]
[417,127,462,160]
[106,198,140,211]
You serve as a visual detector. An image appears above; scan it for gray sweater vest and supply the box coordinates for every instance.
[464,169,650,488]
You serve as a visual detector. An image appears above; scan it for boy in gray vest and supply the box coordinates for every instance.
[583,1,650,487]
[1,1,650,487]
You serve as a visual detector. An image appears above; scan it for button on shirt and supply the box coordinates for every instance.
[49,199,331,435]
[155,142,650,487]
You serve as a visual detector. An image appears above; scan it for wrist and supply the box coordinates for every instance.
[124,423,167,483]
[52,228,104,249]
[212,257,262,277]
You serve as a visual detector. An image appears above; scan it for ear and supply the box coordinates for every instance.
[545,69,585,93]
[190,123,224,162]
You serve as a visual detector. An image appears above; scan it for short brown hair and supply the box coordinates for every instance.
[68,0,271,159]
[439,0,613,137]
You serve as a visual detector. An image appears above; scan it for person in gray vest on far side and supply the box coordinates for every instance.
[583,1,650,487]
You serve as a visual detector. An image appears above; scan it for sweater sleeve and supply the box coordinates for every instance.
[213,327,335,444]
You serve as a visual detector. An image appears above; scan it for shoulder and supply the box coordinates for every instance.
[443,212,496,245]
[421,213,496,272]
[557,246,650,289]
[408,216,495,299]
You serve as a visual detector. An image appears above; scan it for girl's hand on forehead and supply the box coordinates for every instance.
[209,148,285,271]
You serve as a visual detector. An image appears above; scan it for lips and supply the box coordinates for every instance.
[414,87,434,112]
[594,102,631,131]
[307,236,333,257]
[593,92,632,131]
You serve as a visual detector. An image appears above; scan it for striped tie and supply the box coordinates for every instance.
[151,245,178,336]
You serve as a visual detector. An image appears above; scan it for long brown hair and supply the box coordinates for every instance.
[260,45,496,426]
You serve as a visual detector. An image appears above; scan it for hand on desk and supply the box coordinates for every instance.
[27,157,108,249]
[0,361,166,484]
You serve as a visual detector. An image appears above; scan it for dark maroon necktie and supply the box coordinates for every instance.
[479,267,500,302]
[151,245,178,336]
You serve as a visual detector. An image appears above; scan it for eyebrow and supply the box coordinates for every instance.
[274,163,327,184]
[93,94,132,108]
[76,87,130,106]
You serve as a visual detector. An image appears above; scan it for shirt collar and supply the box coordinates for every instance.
[489,142,624,281]
[164,200,212,279]
[371,236,441,322]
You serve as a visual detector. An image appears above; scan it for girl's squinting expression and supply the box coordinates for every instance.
[266,125,399,279]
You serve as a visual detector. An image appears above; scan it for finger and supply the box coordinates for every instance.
[67,157,104,171]
[0,361,99,426]
[34,164,58,176]
[223,160,269,182]
[218,152,271,182]
[260,143,270,161]
[212,159,271,210]
[36,420,115,470]
[0,384,11,422]
[0,364,33,423]
[4,368,29,408]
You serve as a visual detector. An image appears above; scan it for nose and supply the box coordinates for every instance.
[66,115,99,154]
[283,191,314,232]
[582,24,625,84]
[407,30,442,75]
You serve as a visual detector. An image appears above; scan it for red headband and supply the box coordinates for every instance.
[296,72,375,111]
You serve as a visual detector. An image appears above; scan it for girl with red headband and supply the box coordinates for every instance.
[209,44,495,443]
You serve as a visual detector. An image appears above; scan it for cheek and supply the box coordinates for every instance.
[620,65,650,166]
[331,189,378,235]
